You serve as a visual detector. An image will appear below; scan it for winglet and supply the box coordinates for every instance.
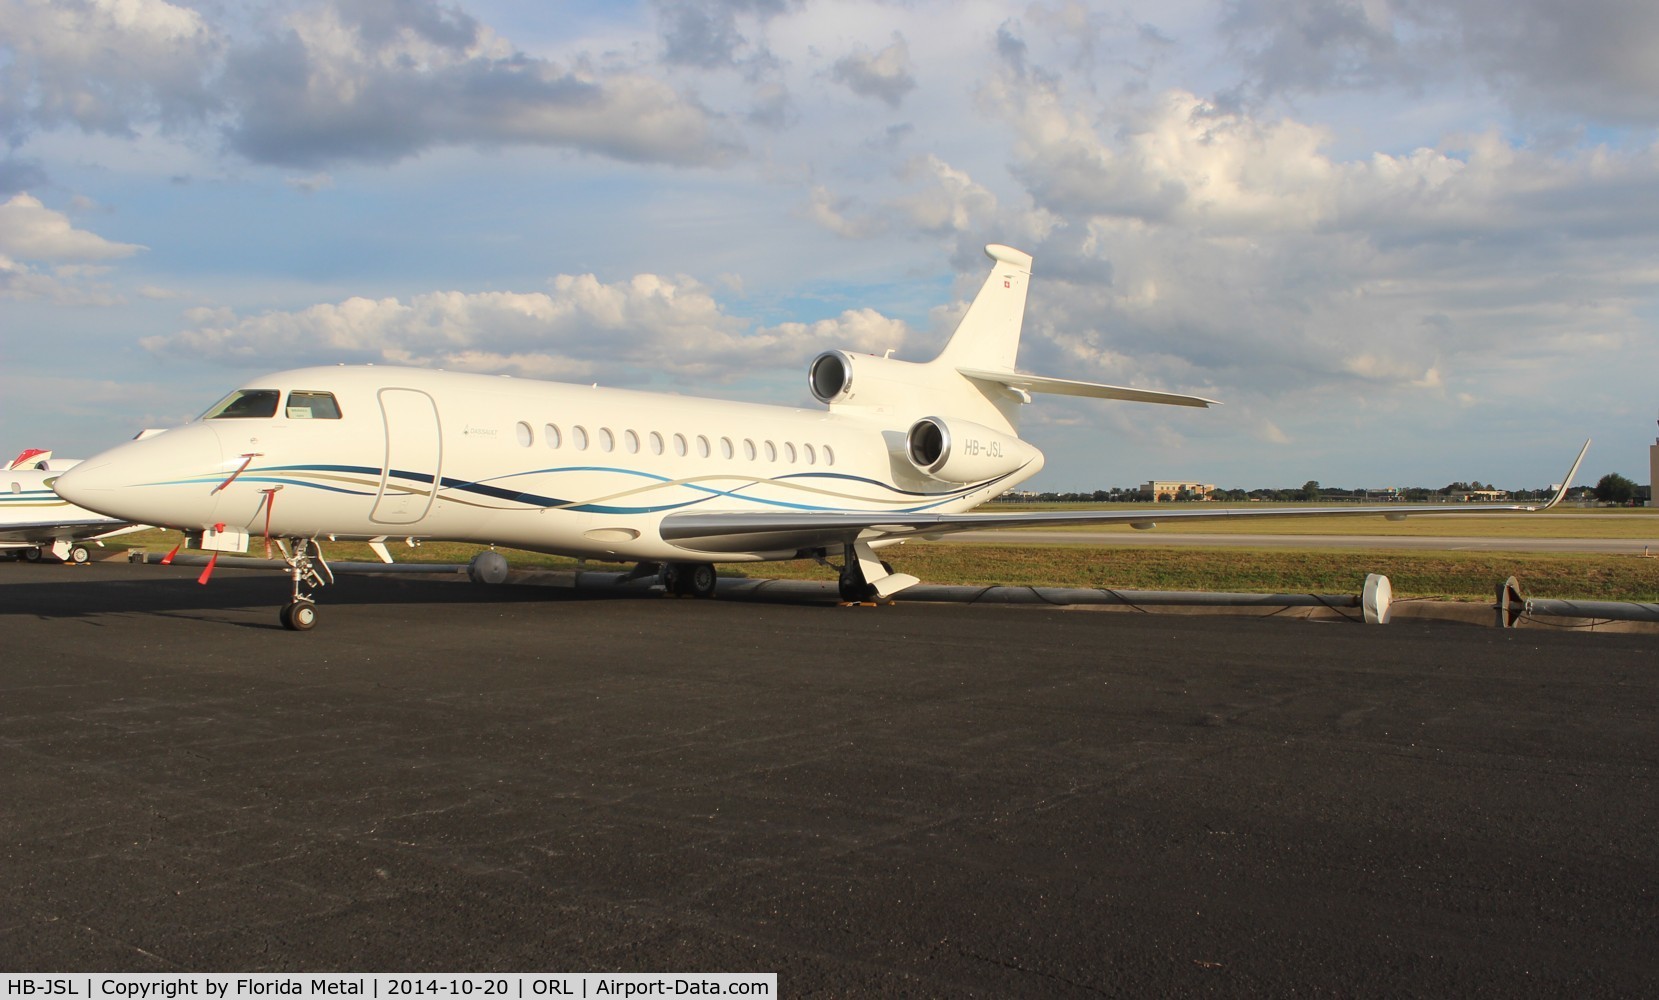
[1540,439,1591,510]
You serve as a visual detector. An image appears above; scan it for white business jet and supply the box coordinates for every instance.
[54,245,1587,630]
[2,450,146,563]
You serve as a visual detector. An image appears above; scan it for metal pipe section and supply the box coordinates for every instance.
[1522,599,1659,623]
[1495,575,1659,627]
[571,571,1392,621]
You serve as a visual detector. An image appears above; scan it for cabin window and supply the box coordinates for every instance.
[696,435,711,458]
[720,437,734,459]
[515,421,533,447]
[673,433,688,457]
[649,431,665,455]
[624,429,640,454]
[823,445,835,466]
[9,482,18,495]
[598,427,615,452]
[545,424,562,448]
[764,440,777,462]
[804,443,816,465]
[285,391,342,419]
[743,439,757,461]
[201,389,280,420]
[784,442,797,463]
[573,426,589,450]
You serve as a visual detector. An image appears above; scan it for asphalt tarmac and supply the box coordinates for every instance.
[2,561,1655,997]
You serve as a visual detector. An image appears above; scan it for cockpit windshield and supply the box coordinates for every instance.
[200,389,280,420]
[198,389,343,420]
[285,390,342,419]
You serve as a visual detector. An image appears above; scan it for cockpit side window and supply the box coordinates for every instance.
[201,389,281,419]
[285,390,342,419]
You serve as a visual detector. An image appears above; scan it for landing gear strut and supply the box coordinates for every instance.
[279,537,333,631]
[836,541,920,604]
[838,559,873,603]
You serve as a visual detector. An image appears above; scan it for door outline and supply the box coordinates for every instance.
[372,387,442,525]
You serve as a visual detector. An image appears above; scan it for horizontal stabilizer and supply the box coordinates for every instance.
[957,368,1219,408]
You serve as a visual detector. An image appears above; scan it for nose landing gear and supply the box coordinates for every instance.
[279,537,333,631]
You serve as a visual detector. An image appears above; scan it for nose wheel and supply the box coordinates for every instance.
[278,537,333,631]
[280,599,317,631]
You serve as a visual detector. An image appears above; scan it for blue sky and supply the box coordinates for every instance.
[3,0,1658,491]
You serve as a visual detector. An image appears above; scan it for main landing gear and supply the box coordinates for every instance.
[662,561,718,599]
[278,537,334,631]
[12,543,90,564]
[835,540,920,605]
[838,559,874,603]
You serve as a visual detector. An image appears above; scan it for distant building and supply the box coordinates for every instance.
[1142,480,1216,501]
[1651,413,1658,508]
[1452,489,1509,502]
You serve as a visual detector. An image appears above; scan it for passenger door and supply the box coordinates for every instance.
[372,388,442,524]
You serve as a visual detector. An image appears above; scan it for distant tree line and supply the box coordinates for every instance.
[1008,473,1648,504]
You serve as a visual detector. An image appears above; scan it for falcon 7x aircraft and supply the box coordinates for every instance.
[55,245,1587,631]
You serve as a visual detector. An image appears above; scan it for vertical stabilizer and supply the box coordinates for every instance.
[935,244,1032,371]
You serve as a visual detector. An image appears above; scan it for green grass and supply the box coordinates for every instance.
[976,505,1659,538]
[889,544,1659,603]
[103,529,1659,603]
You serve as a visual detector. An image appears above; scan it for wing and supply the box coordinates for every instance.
[0,519,137,545]
[661,440,1591,553]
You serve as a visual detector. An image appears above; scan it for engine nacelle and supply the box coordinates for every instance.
[811,350,938,406]
[904,416,1040,484]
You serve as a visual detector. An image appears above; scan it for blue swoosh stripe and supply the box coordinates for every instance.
[136,461,1011,516]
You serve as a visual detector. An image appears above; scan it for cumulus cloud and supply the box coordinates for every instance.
[0,0,222,141]
[984,82,1340,232]
[831,35,917,108]
[0,0,742,169]
[656,0,797,69]
[1220,0,1659,124]
[0,193,144,302]
[970,58,1659,410]
[221,0,742,168]
[893,154,1000,235]
[142,272,912,384]
[0,194,146,260]
[803,185,886,239]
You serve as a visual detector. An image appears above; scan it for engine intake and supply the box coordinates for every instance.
[807,349,945,409]
[903,416,1038,484]
[808,351,853,403]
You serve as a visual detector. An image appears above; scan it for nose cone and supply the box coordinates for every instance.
[54,424,226,529]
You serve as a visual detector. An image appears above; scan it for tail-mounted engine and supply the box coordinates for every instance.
[903,416,1039,484]
[810,350,938,407]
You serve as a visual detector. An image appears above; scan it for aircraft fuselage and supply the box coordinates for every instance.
[58,365,1039,563]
